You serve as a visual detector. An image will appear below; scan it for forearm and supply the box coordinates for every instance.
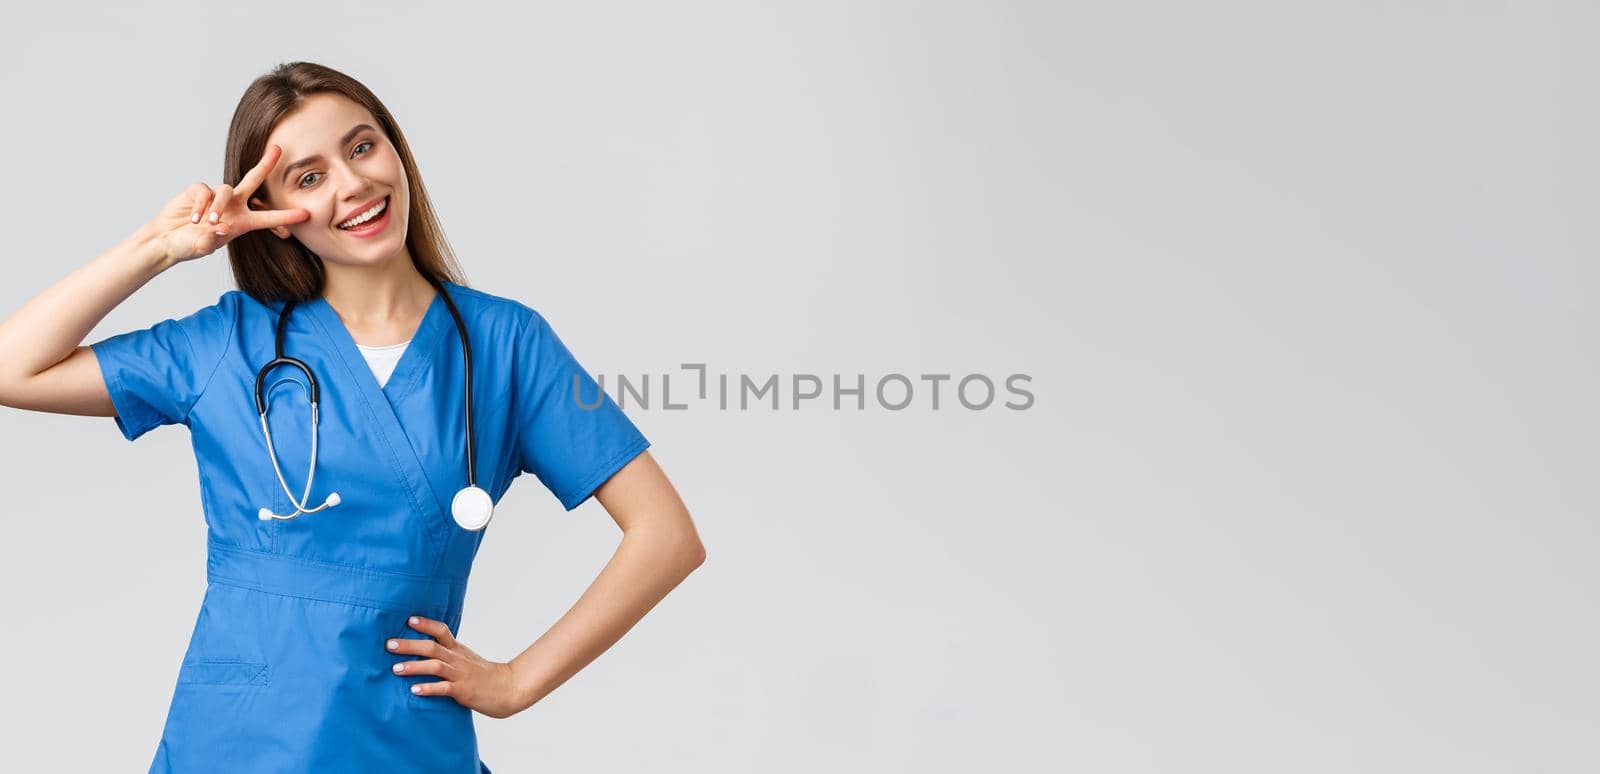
[0,224,173,385]
[506,525,705,712]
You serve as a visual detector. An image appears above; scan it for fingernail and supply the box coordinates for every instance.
[411,685,421,694]
[393,663,405,673]
[191,213,200,223]
[214,230,227,236]
[387,640,398,650]
[409,616,419,625]
[208,212,218,223]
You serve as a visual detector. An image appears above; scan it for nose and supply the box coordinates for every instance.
[339,177,377,202]
[332,160,377,201]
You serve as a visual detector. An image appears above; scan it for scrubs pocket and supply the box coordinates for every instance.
[177,658,271,686]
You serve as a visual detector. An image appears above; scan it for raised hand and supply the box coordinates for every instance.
[147,144,311,265]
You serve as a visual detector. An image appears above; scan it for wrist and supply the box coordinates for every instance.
[506,657,543,712]
[126,224,176,274]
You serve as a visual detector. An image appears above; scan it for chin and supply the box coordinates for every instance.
[324,250,402,270]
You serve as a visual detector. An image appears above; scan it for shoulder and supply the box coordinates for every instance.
[439,282,550,337]
[158,289,249,345]
[193,289,263,329]
[160,288,249,322]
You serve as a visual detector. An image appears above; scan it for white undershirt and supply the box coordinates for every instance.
[354,338,412,388]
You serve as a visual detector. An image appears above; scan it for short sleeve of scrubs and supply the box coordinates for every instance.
[89,292,238,442]
[514,307,650,511]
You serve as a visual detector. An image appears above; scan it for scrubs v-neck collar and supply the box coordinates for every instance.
[307,288,449,404]
[301,288,459,571]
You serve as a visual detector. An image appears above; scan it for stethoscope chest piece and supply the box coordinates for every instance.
[451,486,494,531]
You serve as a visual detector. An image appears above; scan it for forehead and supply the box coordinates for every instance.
[266,92,377,152]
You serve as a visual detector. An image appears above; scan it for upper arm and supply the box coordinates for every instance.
[0,344,117,417]
[593,450,704,560]
[84,295,238,442]
[513,306,652,511]
[1,293,240,433]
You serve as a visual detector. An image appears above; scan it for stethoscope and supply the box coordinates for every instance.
[253,275,495,531]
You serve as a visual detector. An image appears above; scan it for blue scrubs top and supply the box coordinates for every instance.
[89,281,650,773]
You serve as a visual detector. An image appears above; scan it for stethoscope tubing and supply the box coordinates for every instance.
[254,275,482,524]
[433,277,476,488]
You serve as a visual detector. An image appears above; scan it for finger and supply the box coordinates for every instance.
[409,679,456,698]
[392,658,457,678]
[188,183,214,224]
[236,143,282,199]
[207,184,234,225]
[238,207,310,233]
[385,637,446,658]
[408,616,458,647]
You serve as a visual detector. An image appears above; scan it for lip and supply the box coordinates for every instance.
[336,196,392,238]
[336,195,389,226]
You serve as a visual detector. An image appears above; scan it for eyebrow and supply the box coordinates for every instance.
[279,123,377,183]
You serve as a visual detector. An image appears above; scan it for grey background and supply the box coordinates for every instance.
[0,1,1594,771]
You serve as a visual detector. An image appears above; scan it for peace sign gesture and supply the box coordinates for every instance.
[148,144,310,265]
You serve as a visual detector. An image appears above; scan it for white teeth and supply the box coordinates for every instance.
[338,198,387,229]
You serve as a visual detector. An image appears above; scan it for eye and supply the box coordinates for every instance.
[296,141,378,189]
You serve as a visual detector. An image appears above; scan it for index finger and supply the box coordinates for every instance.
[407,616,458,646]
[237,205,310,233]
[235,143,285,198]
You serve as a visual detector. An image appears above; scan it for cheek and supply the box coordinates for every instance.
[383,151,406,182]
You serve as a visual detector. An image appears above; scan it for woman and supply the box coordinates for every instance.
[0,61,705,773]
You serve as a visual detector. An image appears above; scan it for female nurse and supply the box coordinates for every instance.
[0,61,706,773]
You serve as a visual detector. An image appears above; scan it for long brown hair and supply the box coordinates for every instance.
[221,61,468,303]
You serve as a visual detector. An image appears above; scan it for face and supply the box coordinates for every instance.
[250,92,410,268]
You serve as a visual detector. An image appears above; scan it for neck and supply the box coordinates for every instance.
[320,246,437,325]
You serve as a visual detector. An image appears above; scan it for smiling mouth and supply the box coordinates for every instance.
[337,196,390,230]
